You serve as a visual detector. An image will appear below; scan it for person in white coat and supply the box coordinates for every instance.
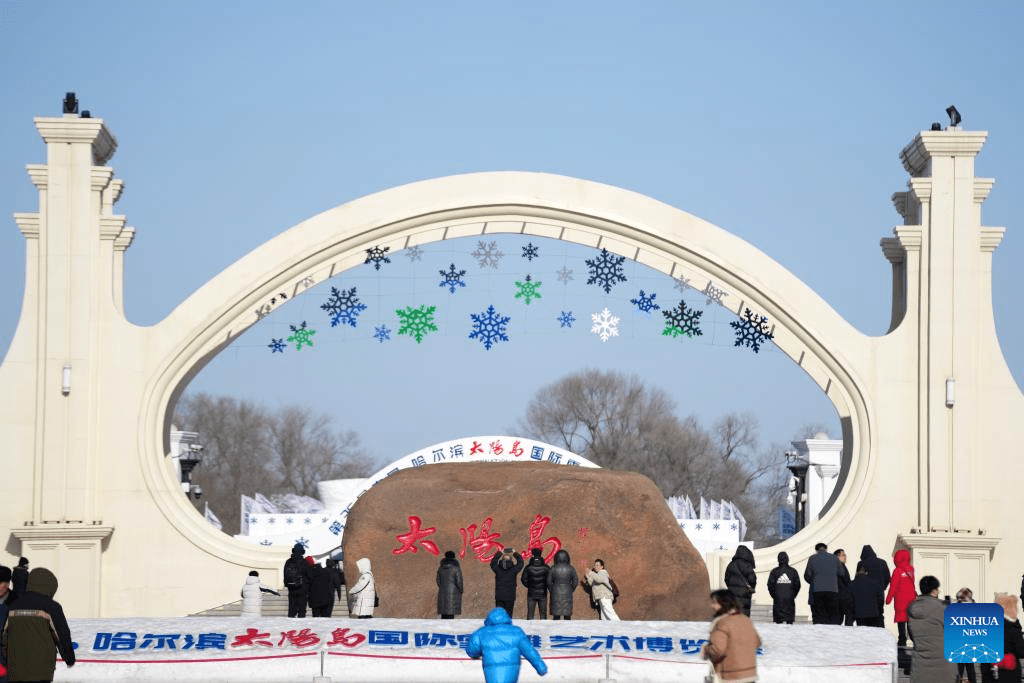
[240,570,280,618]
[348,557,376,618]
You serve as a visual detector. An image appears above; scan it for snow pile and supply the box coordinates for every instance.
[53,616,896,682]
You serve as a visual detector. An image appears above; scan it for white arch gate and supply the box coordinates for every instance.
[1,113,1020,618]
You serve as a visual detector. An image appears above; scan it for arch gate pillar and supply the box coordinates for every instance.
[885,129,1006,598]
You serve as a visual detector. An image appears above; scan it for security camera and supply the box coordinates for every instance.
[190,484,203,500]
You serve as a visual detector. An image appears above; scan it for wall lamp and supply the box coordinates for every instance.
[61,363,72,395]
[945,378,956,408]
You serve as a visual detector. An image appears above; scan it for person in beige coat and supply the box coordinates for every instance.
[701,589,761,683]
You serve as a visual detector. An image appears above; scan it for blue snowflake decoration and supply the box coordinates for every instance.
[268,338,286,353]
[469,304,511,350]
[730,308,774,353]
[439,263,467,294]
[522,242,540,261]
[514,274,542,304]
[364,245,391,270]
[321,286,368,328]
[404,245,423,262]
[286,321,316,350]
[396,304,439,343]
[585,248,628,293]
[630,289,661,313]
[373,325,391,343]
[557,311,576,328]
[661,300,704,338]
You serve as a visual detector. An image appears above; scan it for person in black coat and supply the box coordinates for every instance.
[490,547,524,617]
[835,549,854,626]
[7,558,28,606]
[436,551,464,619]
[326,559,345,602]
[724,545,756,616]
[307,559,336,617]
[283,543,311,618]
[845,562,885,627]
[520,548,551,620]
[766,551,801,624]
[859,545,891,617]
[547,549,578,620]
[3,567,75,682]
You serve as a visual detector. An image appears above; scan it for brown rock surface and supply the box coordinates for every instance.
[342,461,711,621]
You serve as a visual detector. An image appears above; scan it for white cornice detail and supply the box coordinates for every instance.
[114,227,136,252]
[880,237,904,264]
[898,531,1000,553]
[891,192,908,220]
[14,213,40,238]
[91,167,114,191]
[900,131,989,176]
[979,227,1006,253]
[25,164,48,190]
[12,524,114,542]
[909,178,932,203]
[895,226,923,251]
[100,216,127,240]
[33,117,117,165]
[973,178,995,204]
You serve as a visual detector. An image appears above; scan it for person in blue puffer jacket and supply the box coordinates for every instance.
[466,607,548,683]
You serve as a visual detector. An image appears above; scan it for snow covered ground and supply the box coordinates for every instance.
[50,616,897,682]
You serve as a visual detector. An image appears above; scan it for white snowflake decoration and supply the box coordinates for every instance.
[590,307,620,342]
[404,245,424,262]
[673,276,692,293]
[556,266,573,284]
[471,240,504,269]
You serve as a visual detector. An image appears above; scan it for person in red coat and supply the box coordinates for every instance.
[885,549,917,646]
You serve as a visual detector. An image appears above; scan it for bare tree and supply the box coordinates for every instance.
[174,393,372,534]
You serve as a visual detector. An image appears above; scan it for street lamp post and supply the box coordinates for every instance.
[785,450,810,533]
[179,443,204,506]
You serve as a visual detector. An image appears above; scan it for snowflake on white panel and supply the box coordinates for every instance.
[471,240,504,269]
[590,307,620,342]
[404,245,424,262]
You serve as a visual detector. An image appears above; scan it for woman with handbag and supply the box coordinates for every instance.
[347,557,376,619]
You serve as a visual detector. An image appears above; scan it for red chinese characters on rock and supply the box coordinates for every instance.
[459,517,504,562]
[525,514,561,564]
[392,515,440,556]
[395,513,563,564]
[231,629,274,648]
[278,629,321,649]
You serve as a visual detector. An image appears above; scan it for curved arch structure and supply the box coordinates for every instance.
[1,114,1021,618]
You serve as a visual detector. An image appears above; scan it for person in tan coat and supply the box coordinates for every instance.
[701,589,761,683]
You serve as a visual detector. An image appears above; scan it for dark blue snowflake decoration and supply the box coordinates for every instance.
[321,286,368,328]
[268,338,286,353]
[522,242,540,261]
[557,311,576,328]
[585,248,628,294]
[661,300,704,338]
[438,263,467,294]
[373,325,391,343]
[729,307,774,353]
[469,304,511,350]
[364,245,391,270]
[630,290,661,313]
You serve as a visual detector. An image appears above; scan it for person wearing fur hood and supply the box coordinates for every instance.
[347,557,376,618]
[885,549,916,646]
[701,589,761,683]
[240,570,280,618]
[981,594,1024,683]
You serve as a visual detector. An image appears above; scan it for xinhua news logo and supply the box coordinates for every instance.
[944,602,1003,664]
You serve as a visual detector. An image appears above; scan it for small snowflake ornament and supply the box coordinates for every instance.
[630,289,661,313]
[557,311,576,328]
[673,276,692,293]
[703,280,728,306]
[662,300,704,338]
[469,304,511,350]
[396,305,439,343]
[364,245,392,271]
[404,245,423,262]
[286,321,316,350]
[439,263,467,294]
[585,248,628,293]
[514,275,542,304]
[590,308,620,342]
[521,242,540,261]
[471,240,504,269]
[556,266,573,284]
[268,338,286,353]
[373,325,391,343]
[730,307,774,352]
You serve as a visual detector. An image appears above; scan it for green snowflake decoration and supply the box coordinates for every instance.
[514,274,542,304]
[286,321,316,350]
[395,304,439,343]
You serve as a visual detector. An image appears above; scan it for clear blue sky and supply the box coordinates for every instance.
[2,2,1022,468]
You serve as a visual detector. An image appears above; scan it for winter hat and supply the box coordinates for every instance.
[995,593,1018,620]
[777,551,789,565]
[444,551,456,559]
[502,546,514,555]
[0,565,11,582]
[531,547,543,558]
[955,587,974,603]
[305,556,316,567]
[292,543,305,555]
[18,557,28,567]
[249,570,259,577]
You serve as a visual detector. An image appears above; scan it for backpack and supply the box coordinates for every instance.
[609,577,620,603]
[284,559,305,589]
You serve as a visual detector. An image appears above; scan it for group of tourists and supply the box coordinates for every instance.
[277,543,372,619]
[435,546,619,622]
